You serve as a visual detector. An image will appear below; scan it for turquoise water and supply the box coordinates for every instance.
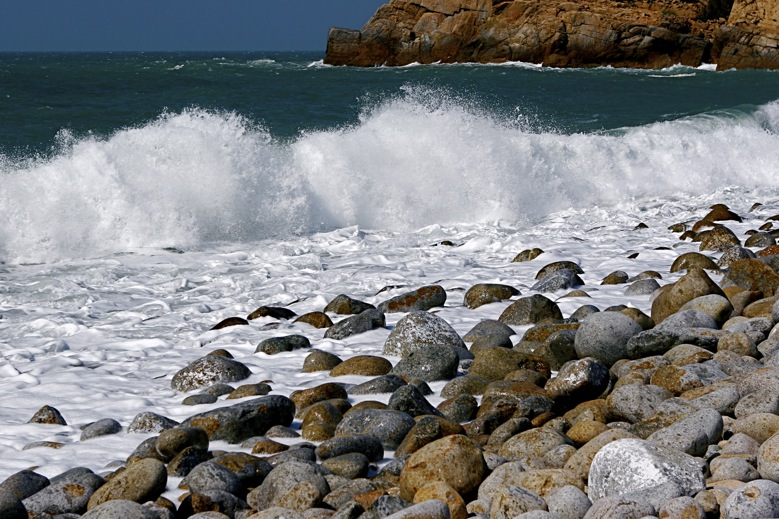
[1,51,778,263]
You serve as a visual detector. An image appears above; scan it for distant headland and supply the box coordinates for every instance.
[324,0,779,69]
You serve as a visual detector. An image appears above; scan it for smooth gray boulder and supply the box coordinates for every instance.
[647,408,723,456]
[325,309,386,340]
[390,344,459,382]
[574,312,642,366]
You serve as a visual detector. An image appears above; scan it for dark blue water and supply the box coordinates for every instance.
[2,51,778,157]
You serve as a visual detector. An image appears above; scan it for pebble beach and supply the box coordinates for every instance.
[2,190,779,518]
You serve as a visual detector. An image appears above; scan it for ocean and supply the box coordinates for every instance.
[0,52,778,494]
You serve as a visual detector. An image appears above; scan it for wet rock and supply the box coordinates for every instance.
[22,467,105,518]
[601,271,629,285]
[128,412,178,434]
[325,309,386,340]
[87,458,167,510]
[0,494,26,519]
[723,259,779,296]
[388,385,442,417]
[627,327,720,359]
[335,409,416,449]
[294,311,334,329]
[302,350,343,373]
[247,306,297,320]
[76,419,118,442]
[440,374,491,399]
[378,285,447,313]
[188,490,250,517]
[256,334,311,355]
[462,319,515,343]
[331,355,392,377]
[316,435,384,462]
[321,453,370,479]
[383,311,465,357]
[513,248,544,263]
[651,268,727,324]
[227,382,271,400]
[399,434,486,501]
[574,311,642,367]
[181,395,295,443]
[348,374,407,395]
[699,225,741,251]
[167,446,212,478]
[671,252,719,273]
[247,461,330,512]
[531,269,584,292]
[470,347,550,381]
[589,438,706,504]
[29,405,67,425]
[464,283,519,309]
[437,393,478,423]
[291,383,348,411]
[211,452,272,488]
[183,394,218,405]
[544,357,610,409]
[721,479,779,519]
[719,246,757,268]
[536,261,584,280]
[171,355,251,392]
[210,316,249,330]
[745,231,777,248]
[391,344,459,382]
[156,427,209,459]
[499,295,563,326]
[325,294,376,315]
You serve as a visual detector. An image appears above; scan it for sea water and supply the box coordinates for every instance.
[0,52,778,485]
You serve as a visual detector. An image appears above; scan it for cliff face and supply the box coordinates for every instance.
[325,0,779,69]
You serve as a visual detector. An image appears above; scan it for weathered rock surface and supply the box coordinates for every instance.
[325,0,779,70]
[180,395,295,443]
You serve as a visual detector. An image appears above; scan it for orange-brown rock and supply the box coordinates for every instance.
[325,0,779,70]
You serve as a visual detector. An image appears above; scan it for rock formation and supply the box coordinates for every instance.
[325,0,779,69]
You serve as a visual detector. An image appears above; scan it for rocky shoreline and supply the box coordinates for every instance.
[324,0,779,70]
[3,202,779,518]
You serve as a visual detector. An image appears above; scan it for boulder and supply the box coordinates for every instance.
[383,311,465,357]
[180,395,295,443]
[171,356,251,392]
[463,283,519,309]
[574,312,642,366]
[378,285,447,313]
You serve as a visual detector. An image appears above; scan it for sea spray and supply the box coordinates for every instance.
[1,93,779,264]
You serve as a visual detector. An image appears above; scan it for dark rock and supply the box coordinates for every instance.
[470,347,551,381]
[183,394,218,405]
[440,374,492,399]
[601,270,630,285]
[536,261,584,280]
[210,316,249,330]
[462,319,515,342]
[348,374,407,395]
[325,294,376,315]
[531,268,584,292]
[513,248,544,262]
[574,311,642,366]
[463,283,519,309]
[181,395,295,443]
[22,467,105,518]
[0,470,49,501]
[291,383,348,411]
[294,311,334,329]
[184,461,244,497]
[670,252,719,273]
[499,295,563,326]
[437,393,478,423]
[544,357,610,408]
[302,350,343,372]
[391,344,459,382]
[378,285,447,313]
[256,335,311,355]
[316,435,384,462]
[321,453,370,480]
[334,409,416,449]
[723,259,779,296]
[247,306,297,320]
[325,309,386,340]
[246,460,330,512]
[81,418,122,441]
[387,385,443,417]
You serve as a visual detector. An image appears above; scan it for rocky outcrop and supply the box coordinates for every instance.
[325,0,779,69]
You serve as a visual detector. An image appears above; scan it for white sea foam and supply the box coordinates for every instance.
[1,90,778,264]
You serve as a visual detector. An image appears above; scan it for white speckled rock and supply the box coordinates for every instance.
[383,311,465,357]
[588,439,706,503]
[721,479,779,519]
